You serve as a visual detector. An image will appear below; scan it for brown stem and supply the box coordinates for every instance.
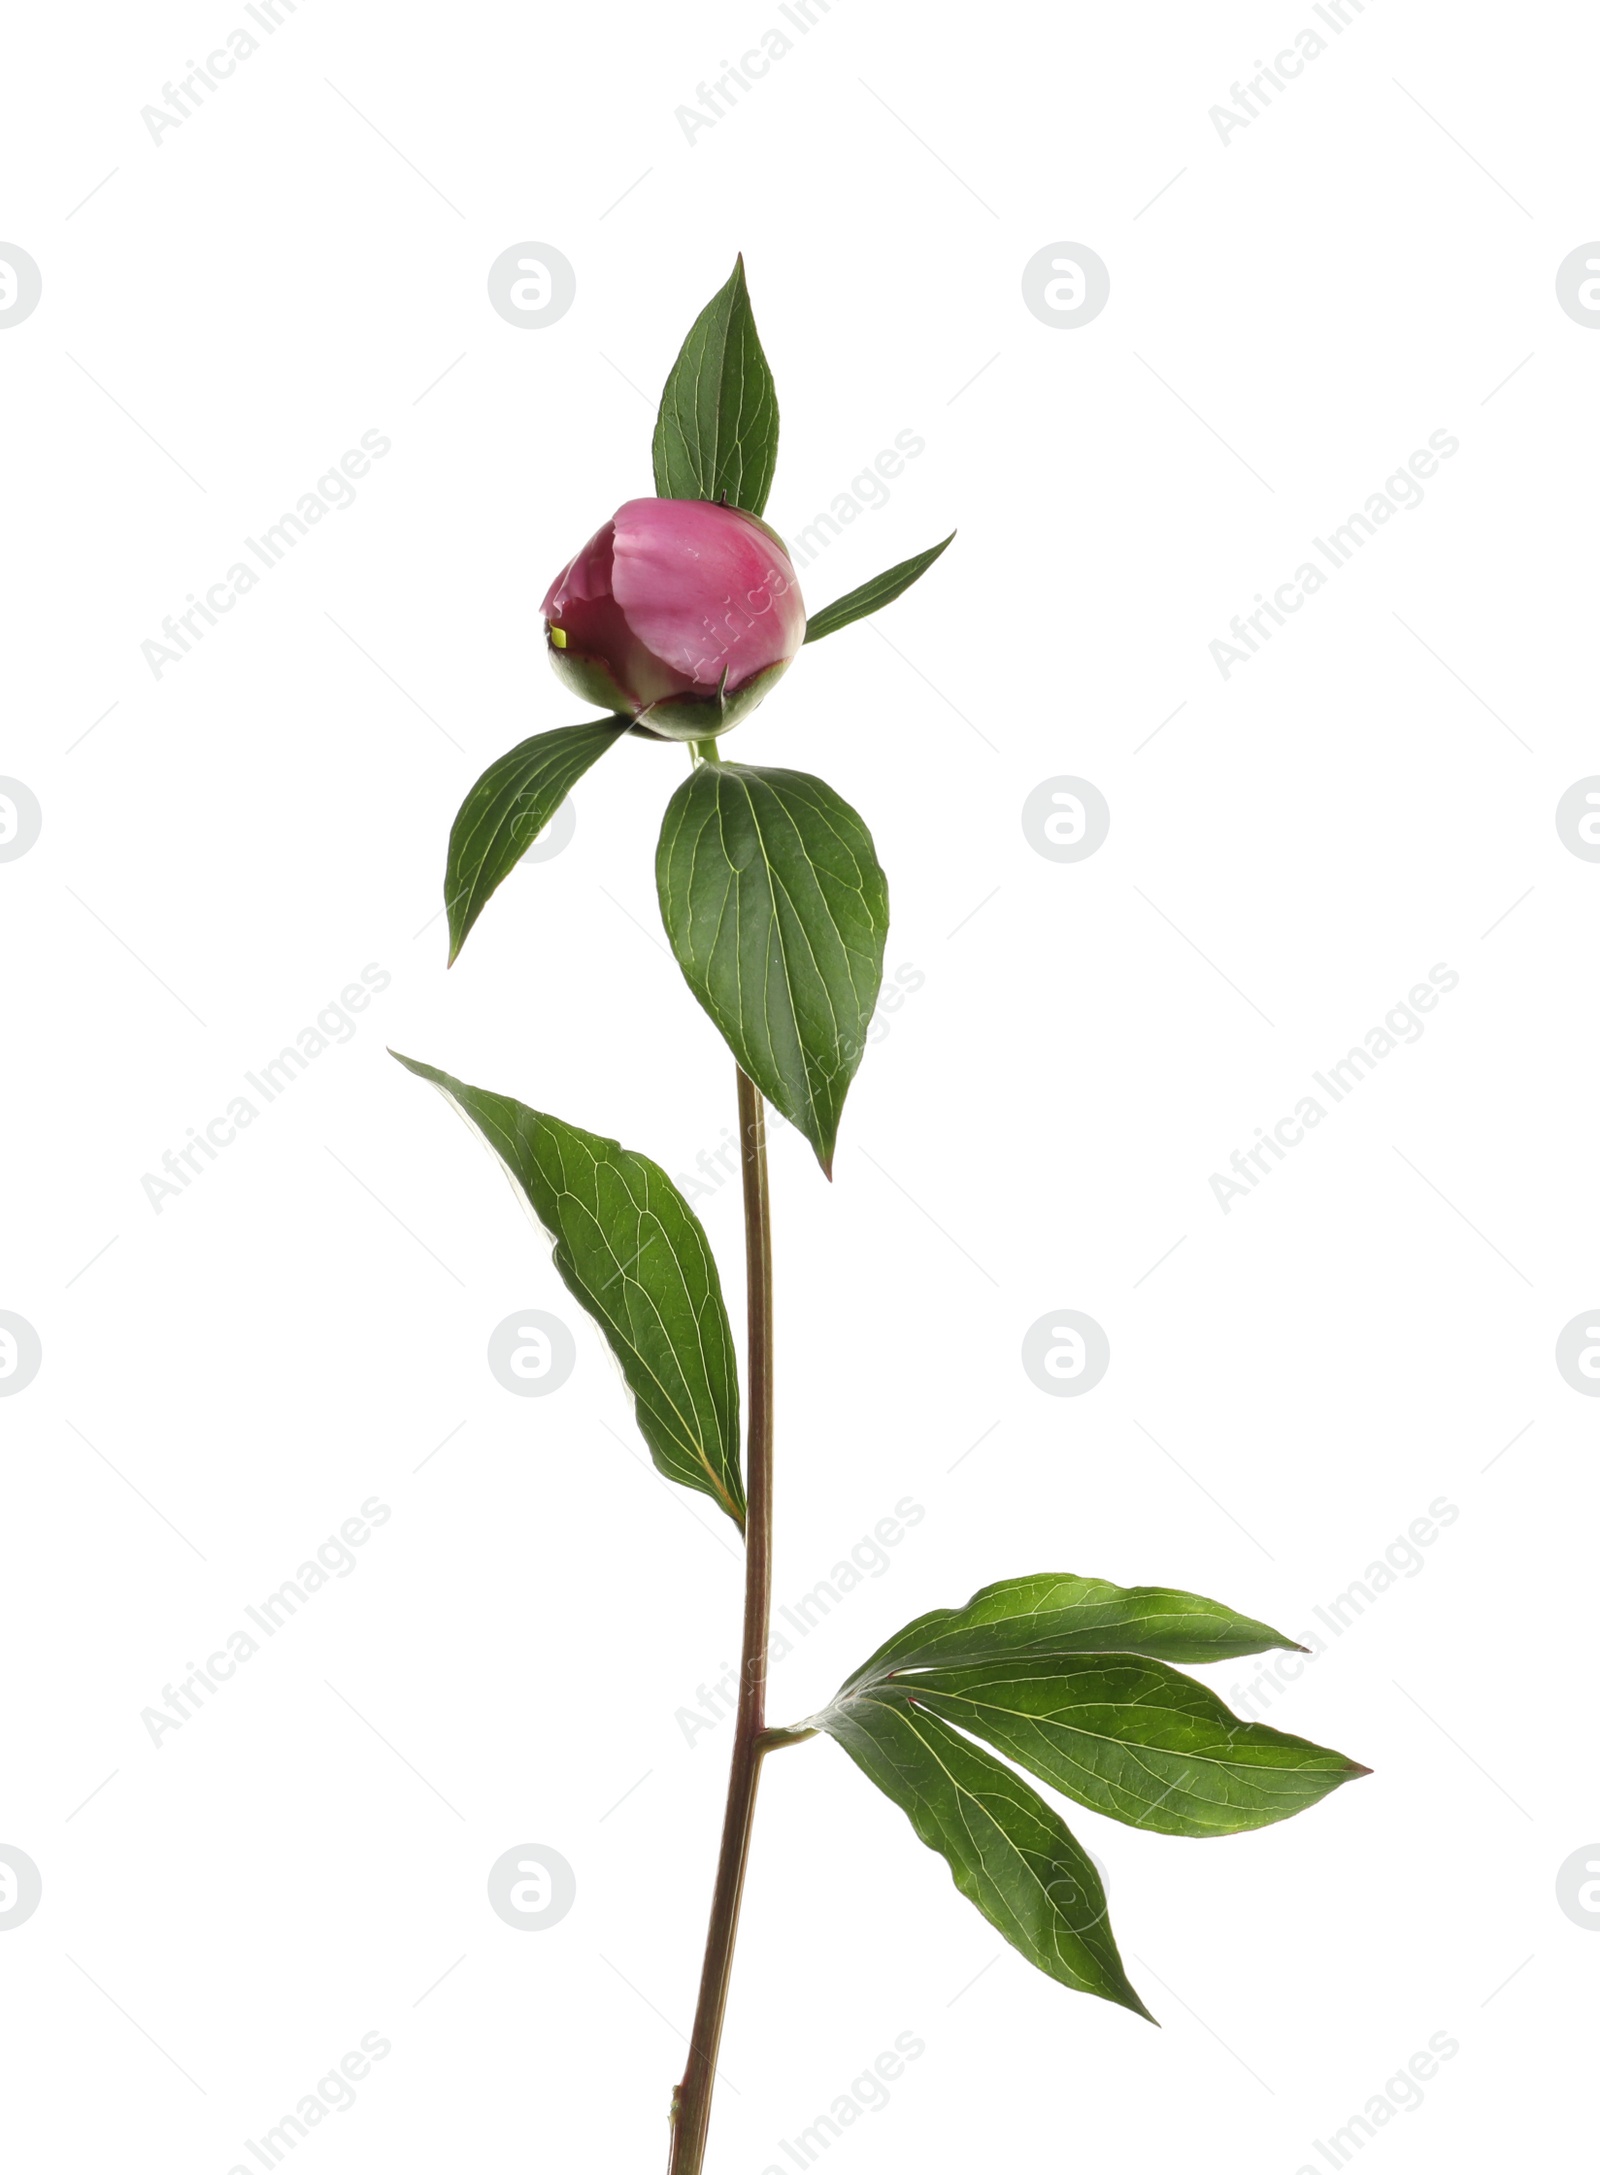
[667,1067,774,2174]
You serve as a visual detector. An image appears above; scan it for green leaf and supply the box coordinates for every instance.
[656,763,888,1175]
[842,1574,1303,1692]
[651,255,779,515]
[803,534,955,644]
[445,720,628,965]
[904,1654,1368,1838]
[822,1691,1152,2019]
[392,1054,744,1528]
[818,1576,1365,2009]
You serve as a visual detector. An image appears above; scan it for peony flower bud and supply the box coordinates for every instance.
[541,497,806,740]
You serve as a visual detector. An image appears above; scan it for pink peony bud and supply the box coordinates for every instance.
[541,497,806,740]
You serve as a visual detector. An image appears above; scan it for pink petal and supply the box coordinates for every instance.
[610,498,805,692]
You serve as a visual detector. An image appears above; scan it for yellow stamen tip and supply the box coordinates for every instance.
[550,626,567,649]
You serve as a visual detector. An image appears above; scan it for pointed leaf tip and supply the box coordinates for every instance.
[819,1574,1362,2019]
[393,1052,745,1527]
[655,763,888,1175]
[820,1694,1150,2018]
[899,1653,1371,1838]
[443,719,628,964]
[652,259,779,514]
[803,532,956,645]
[842,1573,1309,1690]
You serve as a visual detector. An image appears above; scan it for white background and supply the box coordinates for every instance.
[3,2,1596,2169]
